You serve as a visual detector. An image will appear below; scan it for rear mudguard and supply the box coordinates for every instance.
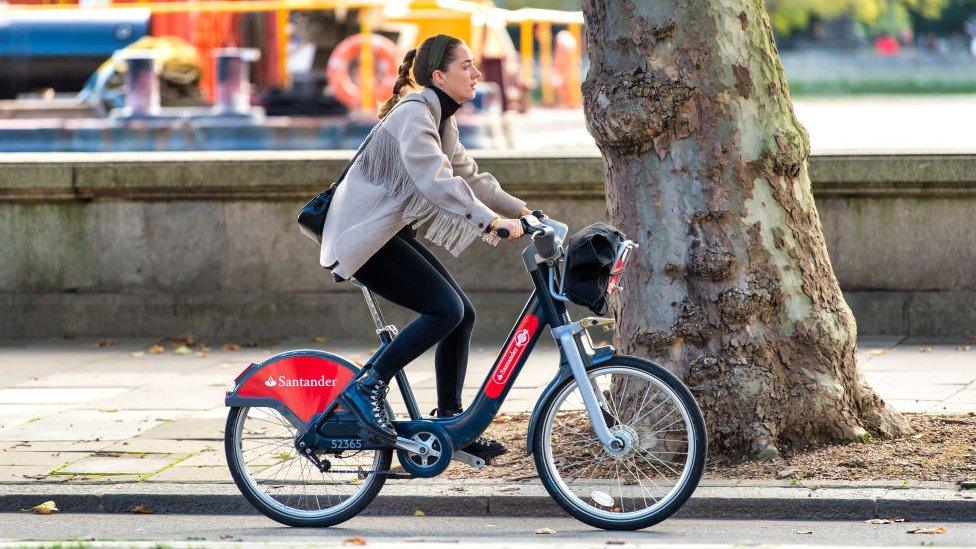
[225,349,359,431]
[525,352,615,456]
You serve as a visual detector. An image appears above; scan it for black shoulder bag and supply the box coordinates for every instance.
[297,99,421,244]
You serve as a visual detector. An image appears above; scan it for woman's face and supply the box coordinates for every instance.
[433,44,481,103]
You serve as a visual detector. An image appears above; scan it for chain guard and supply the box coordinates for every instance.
[394,422,454,478]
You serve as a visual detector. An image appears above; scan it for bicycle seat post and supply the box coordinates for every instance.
[351,278,397,337]
[350,279,421,420]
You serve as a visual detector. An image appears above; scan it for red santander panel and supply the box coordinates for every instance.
[237,355,355,422]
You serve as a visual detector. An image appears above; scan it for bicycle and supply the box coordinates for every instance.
[224,215,707,531]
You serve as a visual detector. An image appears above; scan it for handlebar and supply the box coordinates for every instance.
[495,210,546,239]
[495,210,559,260]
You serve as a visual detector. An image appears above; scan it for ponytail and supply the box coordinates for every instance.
[378,48,417,119]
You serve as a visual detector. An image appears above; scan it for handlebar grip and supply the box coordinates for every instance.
[496,228,510,239]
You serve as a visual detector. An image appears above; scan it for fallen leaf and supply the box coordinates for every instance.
[312,336,328,343]
[535,528,557,535]
[342,537,367,546]
[222,343,241,352]
[94,339,116,348]
[907,526,946,534]
[98,408,118,413]
[413,509,426,517]
[893,517,909,522]
[868,349,886,356]
[865,518,892,524]
[498,486,520,492]
[795,530,813,534]
[957,346,971,352]
[148,345,165,354]
[195,351,207,358]
[25,501,58,514]
[219,534,240,541]
[130,351,144,358]
[207,382,226,387]
[919,346,933,353]
[166,335,195,349]
[173,345,193,356]
[131,504,154,514]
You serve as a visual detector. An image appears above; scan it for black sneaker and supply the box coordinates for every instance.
[342,369,397,444]
[430,407,508,463]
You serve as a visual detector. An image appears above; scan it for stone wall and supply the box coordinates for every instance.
[1,151,973,340]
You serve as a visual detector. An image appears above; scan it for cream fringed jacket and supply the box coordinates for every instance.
[320,86,526,281]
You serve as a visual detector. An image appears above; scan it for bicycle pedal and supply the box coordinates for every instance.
[453,450,486,470]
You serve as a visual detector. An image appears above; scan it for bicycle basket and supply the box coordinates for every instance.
[561,222,627,315]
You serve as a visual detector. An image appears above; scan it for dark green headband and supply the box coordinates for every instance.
[428,34,452,73]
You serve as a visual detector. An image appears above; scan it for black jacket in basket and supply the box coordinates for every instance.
[562,222,626,315]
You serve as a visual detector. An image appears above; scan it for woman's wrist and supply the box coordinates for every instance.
[487,215,503,233]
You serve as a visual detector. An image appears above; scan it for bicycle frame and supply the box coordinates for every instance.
[344,220,627,455]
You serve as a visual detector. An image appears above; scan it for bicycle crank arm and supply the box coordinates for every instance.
[453,450,486,470]
[394,436,427,455]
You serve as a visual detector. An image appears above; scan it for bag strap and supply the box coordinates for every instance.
[331,98,424,189]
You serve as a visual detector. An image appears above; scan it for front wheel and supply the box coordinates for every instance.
[532,355,706,530]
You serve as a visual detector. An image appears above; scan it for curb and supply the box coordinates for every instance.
[4,483,976,521]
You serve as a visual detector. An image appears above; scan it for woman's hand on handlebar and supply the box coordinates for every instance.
[496,218,524,241]
[519,207,548,220]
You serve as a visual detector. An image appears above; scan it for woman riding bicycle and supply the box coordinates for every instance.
[319,34,540,462]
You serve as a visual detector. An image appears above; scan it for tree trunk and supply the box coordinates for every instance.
[581,0,911,459]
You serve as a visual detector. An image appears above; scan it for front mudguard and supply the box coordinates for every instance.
[225,349,360,431]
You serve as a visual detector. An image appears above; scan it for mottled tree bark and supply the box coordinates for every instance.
[581,0,910,459]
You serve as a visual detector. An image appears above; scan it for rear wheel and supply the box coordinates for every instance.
[532,355,706,530]
[225,406,391,527]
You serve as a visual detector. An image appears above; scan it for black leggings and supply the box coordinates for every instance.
[352,226,473,411]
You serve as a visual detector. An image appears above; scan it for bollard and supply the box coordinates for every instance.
[213,47,261,116]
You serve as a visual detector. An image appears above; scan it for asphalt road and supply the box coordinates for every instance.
[3,514,974,546]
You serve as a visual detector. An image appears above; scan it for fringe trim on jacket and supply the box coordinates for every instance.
[358,127,501,255]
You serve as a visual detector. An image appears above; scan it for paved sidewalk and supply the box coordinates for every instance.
[0,335,973,491]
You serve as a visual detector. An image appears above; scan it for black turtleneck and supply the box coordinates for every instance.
[429,85,461,133]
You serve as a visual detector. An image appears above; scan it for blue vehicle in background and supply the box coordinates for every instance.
[0,8,148,99]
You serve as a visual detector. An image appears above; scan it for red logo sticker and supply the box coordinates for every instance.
[485,314,539,399]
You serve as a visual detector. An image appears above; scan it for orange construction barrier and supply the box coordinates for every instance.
[326,33,400,111]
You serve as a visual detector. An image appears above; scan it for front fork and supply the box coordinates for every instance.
[551,319,625,453]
